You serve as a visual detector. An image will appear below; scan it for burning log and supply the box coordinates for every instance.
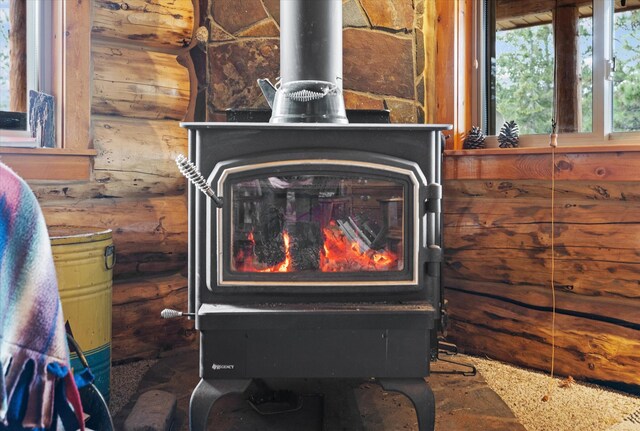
[291,222,322,271]
[235,219,398,273]
[337,219,370,252]
[254,205,285,266]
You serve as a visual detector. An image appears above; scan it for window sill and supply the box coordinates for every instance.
[444,144,640,181]
[445,143,640,157]
[0,147,96,181]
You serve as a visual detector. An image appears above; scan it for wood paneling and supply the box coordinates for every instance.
[0,148,95,181]
[445,254,640,299]
[28,118,187,199]
[444,150,640,388]
[93,0,193,51]
[445,179,640,201]
[57,0,93,150]
[41,195,188,279]
[92,116,187,197]
[445,289,640,389]
[112,273,196,361]
[435,0,473,149]
[92,43,190,120]
[444,151,640,181]
[423,0,436,124]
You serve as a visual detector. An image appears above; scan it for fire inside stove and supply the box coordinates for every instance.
[231,174,405,274]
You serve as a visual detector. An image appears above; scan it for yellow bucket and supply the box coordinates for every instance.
[50,227,114,402]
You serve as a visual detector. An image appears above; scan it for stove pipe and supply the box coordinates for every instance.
[280,0,342,87]
[266,0,348,124]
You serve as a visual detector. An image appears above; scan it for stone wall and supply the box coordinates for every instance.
[203,0,428,123]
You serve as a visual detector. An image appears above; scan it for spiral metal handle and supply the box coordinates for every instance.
[161,308,195,319]
[175,154,223,207]
[286,88,326,102]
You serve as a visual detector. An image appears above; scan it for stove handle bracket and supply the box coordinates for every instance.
[424,183,442,214]
[425,245,442,263]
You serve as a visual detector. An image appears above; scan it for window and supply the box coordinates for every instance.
[0,0,53,147]
[613,5,640,132]
[474,0,640,145]
[0,0,93,181]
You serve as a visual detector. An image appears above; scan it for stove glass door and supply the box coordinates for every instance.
[230,174,406,275]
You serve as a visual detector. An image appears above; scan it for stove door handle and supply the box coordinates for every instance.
[176,154,223,207]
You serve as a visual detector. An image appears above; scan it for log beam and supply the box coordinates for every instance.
[497,0,591,22]
[112,272,196,361]
[498,0,640,22]
[554,5,581,133]
[9,0,26,112]
[92,43,190,120]
[445,289,640,389]
[92,0,194,51]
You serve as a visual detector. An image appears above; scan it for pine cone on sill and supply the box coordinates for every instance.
[498,120,520,148]
[462,126,486,149]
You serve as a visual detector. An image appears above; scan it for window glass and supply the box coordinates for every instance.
[580,16,593,133]
[230,174,405,274]
[490,0,593,135]
[0,0,16,112]
[495,24,554,135]
[613,6,640,132]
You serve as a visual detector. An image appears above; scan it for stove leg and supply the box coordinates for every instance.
[189,378,252,431]
[379,378,435,431]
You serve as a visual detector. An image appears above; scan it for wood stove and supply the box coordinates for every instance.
[179,121,449,430]
[170,1,451,429]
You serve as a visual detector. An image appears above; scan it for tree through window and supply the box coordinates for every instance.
[480,0,640,138]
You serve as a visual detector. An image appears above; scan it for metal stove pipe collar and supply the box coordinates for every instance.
[280,0,343,88]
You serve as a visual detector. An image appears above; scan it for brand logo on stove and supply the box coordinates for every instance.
[211,363,235,370]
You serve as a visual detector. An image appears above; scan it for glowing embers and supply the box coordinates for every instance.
[320,223,397,272]
[234,221,399,273]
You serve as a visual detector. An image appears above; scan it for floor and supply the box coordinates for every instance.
[112,349,526,430]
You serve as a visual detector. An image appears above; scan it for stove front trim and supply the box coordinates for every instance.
[209,157,425,287]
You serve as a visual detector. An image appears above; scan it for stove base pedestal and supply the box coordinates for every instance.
[189,378,252,431]
[379,378,435,431]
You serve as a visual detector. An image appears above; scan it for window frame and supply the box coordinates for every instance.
[0,0,94,180]
[472,0,640,148]
[0,0,49,146]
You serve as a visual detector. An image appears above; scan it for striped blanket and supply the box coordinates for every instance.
[0,162,84,430]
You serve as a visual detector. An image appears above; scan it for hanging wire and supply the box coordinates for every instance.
[543,0,560,401]
[543,118,558,402]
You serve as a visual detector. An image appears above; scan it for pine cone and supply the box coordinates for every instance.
[463,126,486,149]
[498,121,520,148]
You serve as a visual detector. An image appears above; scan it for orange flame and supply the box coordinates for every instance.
[237,223,397,273]
[319,226,397,272]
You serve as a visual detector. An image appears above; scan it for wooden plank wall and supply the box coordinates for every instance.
[31,0,196,362]
[443,149,640,390]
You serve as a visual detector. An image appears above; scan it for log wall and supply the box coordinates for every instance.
[443,149,640,391]
[28,0,196,362]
